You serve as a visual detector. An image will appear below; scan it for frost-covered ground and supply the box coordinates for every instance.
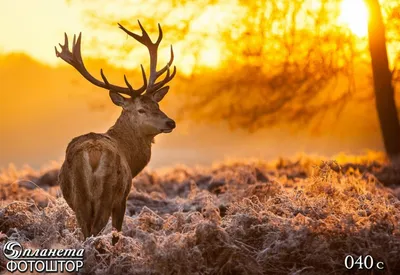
[1,154,400,274]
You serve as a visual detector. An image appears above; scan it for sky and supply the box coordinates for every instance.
[0,0,370,67]
[0,0,226,76]
[0,0,84,66]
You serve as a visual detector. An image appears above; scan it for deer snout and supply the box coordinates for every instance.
[165,119,176,129]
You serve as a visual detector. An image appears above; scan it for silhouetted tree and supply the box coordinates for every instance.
[366,0,400,162]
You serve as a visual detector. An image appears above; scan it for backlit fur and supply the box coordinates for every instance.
[58,95,174,238]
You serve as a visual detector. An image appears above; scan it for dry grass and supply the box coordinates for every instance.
[0,154,400,274]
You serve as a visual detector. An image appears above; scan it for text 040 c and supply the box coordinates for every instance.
[344,255,384,270]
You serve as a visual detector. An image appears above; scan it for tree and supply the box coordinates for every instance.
[181,0,357,130]
[366,0,400,162]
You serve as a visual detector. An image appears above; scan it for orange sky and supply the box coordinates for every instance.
[0,1,84,66]
[0,0,224,75]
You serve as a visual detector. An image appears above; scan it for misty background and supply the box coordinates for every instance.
[1,0,399,170]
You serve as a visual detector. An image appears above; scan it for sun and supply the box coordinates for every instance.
[338,0,369,37]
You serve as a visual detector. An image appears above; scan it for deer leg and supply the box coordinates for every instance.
[111,202,126,245]
[111,186,129,245]
[75,200,93,238]
[112,201,126,232]
[90,200,112,237]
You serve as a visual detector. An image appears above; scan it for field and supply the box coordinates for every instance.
[0,154,400,274]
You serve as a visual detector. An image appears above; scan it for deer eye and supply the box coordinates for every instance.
[138,109,146,114]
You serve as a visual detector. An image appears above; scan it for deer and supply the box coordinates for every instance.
[55,21,176,241]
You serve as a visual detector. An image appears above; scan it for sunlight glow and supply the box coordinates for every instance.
[339,0,369,37]
[0,0,84,66]
[199,42,221,68]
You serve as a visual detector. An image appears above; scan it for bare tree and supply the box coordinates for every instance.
[181,0,358,130]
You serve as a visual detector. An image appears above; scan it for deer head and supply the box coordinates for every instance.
[55,21,176,136]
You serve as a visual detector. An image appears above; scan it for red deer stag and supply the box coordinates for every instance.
[56,21,176,240]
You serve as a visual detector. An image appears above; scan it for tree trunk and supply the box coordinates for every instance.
[366,0,400,162]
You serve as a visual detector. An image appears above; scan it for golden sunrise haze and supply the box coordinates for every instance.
[0,0,396,170]
[0,0,84,65]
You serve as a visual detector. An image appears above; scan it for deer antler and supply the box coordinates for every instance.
[55,33,147,97]
[55,21,176,98]
[118,20,176,95]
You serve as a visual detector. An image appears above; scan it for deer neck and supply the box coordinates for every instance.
[106,113,153,177]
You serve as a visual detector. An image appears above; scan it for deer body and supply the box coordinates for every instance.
[59,127,150,237]
[56,21,177,239]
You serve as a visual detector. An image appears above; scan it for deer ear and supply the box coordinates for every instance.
[109,91,126,107]
[152,86,170,102]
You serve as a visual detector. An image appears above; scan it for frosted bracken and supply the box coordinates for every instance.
[1,155,399,274]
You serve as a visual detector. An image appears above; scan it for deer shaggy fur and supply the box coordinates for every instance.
[59,126,149,238]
